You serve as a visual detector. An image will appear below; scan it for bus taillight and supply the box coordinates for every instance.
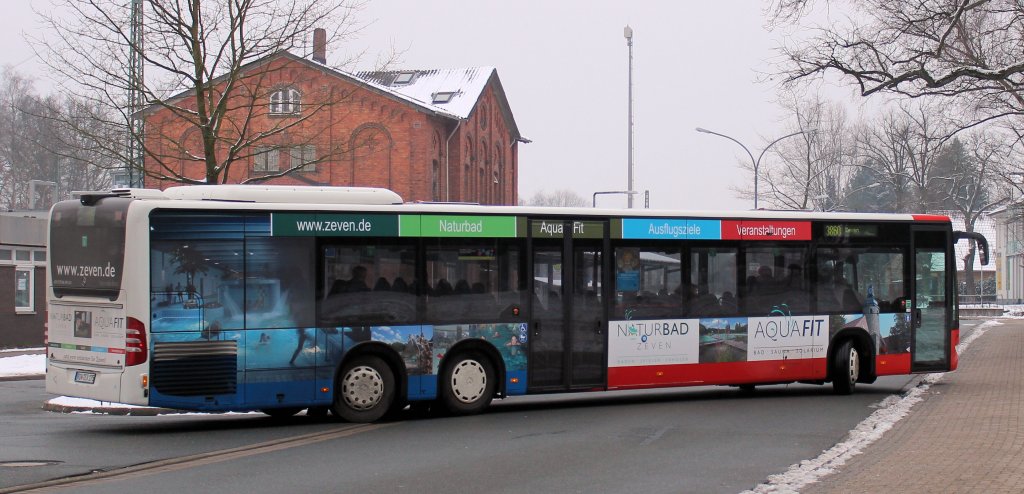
[125,317,148,366]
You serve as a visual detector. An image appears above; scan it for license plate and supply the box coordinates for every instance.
[74,371,97,384]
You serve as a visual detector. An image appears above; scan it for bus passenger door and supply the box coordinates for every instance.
[529,238,565,389]
[527,219,608,391]
[911,227,952,372]
[570,240,605,388]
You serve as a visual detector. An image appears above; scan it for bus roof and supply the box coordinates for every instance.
[92,185,946,223]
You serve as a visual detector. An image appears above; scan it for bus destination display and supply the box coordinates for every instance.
[823,224,878,238]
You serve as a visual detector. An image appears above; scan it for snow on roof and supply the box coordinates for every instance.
[353,67,495,119]
[938,211,996,271]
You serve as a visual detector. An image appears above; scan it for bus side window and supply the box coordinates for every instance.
[613,246,683,319]
[689,247,737,317]
[424,239,524,323]
[817,248,905,313]
[742,247,809,315]
[319,242,417,326]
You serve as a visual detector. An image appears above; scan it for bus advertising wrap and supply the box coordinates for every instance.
[609,314,827,368]
[608,319,700,367]
[48,302,127,367]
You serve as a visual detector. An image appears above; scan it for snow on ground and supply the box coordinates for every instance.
[0,354,46,377]
[743,319,1004,494]
[48,395,155,410]
[1,347,44,353]
[961,304,1024,317]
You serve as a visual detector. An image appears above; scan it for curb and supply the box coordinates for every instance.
[0,374,44,382]
[42,400,180,416]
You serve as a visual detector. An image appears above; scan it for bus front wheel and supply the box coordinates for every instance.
[333,355,395,423]
[832,340,859,395]
[440,352,495,415]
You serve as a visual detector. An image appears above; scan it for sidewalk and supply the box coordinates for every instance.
[802,319,1024,493]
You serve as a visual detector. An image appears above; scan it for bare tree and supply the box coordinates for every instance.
[849,103,954,213]
[34,0,368,185]
[0,68,114,209]
[756,92,855,211]
[524,189,589,207]
[934,132,1008,290]
[772,0,1024,132]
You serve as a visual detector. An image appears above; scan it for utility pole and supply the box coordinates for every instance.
[127,0,144,188]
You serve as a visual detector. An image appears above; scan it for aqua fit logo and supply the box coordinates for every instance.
[747,315,827,361]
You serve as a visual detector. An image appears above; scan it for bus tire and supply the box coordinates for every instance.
[261,407,302,418]
[333,355,395,423]
[440,351,495,415]
[832,340,859,395]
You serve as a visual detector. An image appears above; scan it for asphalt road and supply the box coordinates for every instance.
[0,370,927,494]
[12,322,992,494]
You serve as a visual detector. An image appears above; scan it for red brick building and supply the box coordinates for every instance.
[142,51,524,205]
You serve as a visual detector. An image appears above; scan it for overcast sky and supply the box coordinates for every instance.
[1,0,858,211]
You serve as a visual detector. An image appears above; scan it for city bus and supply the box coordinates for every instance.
[45,185,988,422]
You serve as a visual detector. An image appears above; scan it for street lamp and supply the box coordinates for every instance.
[696,127,810,209]
[593,190,638,208]
[625,25,635,208]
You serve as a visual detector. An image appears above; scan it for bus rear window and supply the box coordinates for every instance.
[50,197,130,299]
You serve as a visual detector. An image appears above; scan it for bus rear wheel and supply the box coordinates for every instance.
[832,340,859,395]
[440,352,495,415]
[333,355,395,423]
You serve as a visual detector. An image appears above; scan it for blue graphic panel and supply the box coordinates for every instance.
[622,219,722,240]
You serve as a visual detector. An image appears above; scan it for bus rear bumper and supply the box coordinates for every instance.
[45,361,148,406]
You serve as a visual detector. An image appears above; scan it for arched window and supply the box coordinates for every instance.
[432,159,440,201]
[350,124,393,188]
[269,87,301,115]
[464,136,474,201]
[495,143,504,204]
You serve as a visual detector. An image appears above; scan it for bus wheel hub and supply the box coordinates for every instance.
[342,365,384,411]
[451,360,486,404]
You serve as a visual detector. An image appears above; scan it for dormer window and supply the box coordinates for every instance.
[393,72,416,85]
[432,91,456,104]
[270,87,301,115]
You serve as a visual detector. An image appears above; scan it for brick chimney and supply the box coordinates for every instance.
[313,28,326,64]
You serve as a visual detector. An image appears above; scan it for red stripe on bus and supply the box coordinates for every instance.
[950,328,960,371]
[875,353,911,376]
[607,360,827,389]
[912,214,950,222]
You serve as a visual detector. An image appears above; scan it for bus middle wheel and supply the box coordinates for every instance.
[333,355,395,423]
[440,351,495,415]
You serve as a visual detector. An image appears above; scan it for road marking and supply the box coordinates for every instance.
[1,423,390,493]
[639,426,672,446]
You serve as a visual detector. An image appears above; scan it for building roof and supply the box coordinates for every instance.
[353,67,521,141]
[140,52,522,141]
[354,67,493,119]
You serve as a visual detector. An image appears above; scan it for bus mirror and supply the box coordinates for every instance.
[953,231,989,266]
